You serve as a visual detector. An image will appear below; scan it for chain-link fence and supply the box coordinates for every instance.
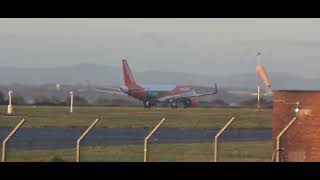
[0,107,273,162]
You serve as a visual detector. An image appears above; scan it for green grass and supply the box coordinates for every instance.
[0,106,271,129]
[1,141,273,162]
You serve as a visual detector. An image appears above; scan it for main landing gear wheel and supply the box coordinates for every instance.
[144,101,151,109]
[184,100,192,108]
[171,101,178,108]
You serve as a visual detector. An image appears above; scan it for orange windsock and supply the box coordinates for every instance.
[256,65,271,88]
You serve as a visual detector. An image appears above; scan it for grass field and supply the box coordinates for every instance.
[0,106,271,129]
[1,140,273,162]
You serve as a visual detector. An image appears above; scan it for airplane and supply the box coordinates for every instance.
[94,59,218,108]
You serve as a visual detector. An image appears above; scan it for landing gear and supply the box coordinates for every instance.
[170,100,190,108]
[184,100,192,108]
[171,101,178,108]
[144,101,151,109]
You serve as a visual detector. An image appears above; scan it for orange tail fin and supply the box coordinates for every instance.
[122,59,137,88]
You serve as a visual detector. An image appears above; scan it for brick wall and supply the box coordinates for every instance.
[272,90,320,162]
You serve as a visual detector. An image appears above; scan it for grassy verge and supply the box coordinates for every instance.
[0,106,271,129]
[1,141,273,162]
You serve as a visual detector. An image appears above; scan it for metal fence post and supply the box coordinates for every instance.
[2,118,26,162]
[76,117,100,162]
[144,118,166,162]
[275,117,297,162]
[213,116,235,162]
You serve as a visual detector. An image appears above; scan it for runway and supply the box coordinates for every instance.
[0,128,272,150]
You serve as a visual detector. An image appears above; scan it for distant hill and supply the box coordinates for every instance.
[0,63,319,90]
[217,72,320,90]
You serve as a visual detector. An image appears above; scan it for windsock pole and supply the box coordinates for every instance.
[70,91,74,113]
[257,52,261,112]
[7,91,13,115]
[257,83,261,112]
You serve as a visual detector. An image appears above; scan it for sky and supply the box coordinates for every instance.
[0,18,320,78]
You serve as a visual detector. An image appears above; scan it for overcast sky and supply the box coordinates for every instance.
[0,18,320,77]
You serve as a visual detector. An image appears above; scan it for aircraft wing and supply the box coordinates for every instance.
[94,86,142,96]
[189,83,218,97]
[157,83,218,102]
[96,87,122,91]
[157,91,197,102]
[75,87,125,95]
[95,89,128,96]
